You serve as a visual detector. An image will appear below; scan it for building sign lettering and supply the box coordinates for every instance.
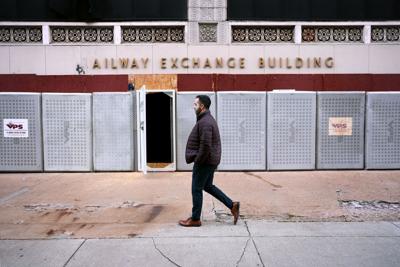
[91,56,334,70]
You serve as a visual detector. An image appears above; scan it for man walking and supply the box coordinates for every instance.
[179,95,240,227]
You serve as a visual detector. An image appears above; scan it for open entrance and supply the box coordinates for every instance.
[137,89,176,172]
[146,92,173,168]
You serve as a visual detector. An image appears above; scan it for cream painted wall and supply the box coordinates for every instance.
[0,44,399,75]
[9,46,46,75]
[369,45,400,73]
[0,47,10,73]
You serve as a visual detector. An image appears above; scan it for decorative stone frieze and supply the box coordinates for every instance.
[302,26,363,43]
[371,26,400,42]
[199,23,217,42]
[50,26,113,43]
[232,26,294,43]
[121,26,184,43]
[0,27,42,43]
[2,22,399,45]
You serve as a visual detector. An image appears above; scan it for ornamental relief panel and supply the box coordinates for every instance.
[0,27,42,43]
[121,26,184,43]
[302,27,363,43]
[50,27,113,43]
[199,23,217,42]
[232,26,294,43]
[371,26,400,42]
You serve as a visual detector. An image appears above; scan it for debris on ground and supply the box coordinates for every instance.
[339,200,400,221]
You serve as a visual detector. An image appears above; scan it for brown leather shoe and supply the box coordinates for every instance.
[178,217,201,227]
[231,202,240,225]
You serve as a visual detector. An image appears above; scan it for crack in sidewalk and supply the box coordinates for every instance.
[152,238,181,267]
[235,237,250,267]
[391,222,400,231]
[63,239,86,267]
[244,221,251,236]
[251,238,265,267]
[244,172,282,188]
[244,221,265,267]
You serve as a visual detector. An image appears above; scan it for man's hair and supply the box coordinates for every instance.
[196,95,211,109]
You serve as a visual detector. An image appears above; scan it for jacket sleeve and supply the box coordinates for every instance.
[194,124,212,165]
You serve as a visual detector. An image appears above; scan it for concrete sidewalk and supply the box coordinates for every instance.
[1,171,400,266]
[1,221,400,267]
[1,171,400,239]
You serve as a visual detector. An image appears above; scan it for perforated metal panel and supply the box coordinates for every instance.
[42,93,92,171]
[0,93,42,172]
[267,92,316,170]
[93,93,134,171]
[317,92,365,169]
[217,92,266,170]
[176,92,216,171]
[366,92,400,169]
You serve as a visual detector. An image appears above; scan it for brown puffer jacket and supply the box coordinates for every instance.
[185,110,221,166]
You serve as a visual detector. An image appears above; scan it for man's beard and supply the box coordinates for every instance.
[195,107,201,116]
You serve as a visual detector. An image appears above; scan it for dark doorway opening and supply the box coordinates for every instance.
[146,92,173,164]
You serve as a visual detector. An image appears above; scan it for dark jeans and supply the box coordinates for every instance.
[191,163,233,221]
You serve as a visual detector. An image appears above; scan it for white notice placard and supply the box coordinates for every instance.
[3,119,29,138]
[328,117,352,136]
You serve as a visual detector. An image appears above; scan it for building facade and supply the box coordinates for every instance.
[0,0,399,172]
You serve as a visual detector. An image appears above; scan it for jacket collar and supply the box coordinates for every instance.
[196,109,210,121]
